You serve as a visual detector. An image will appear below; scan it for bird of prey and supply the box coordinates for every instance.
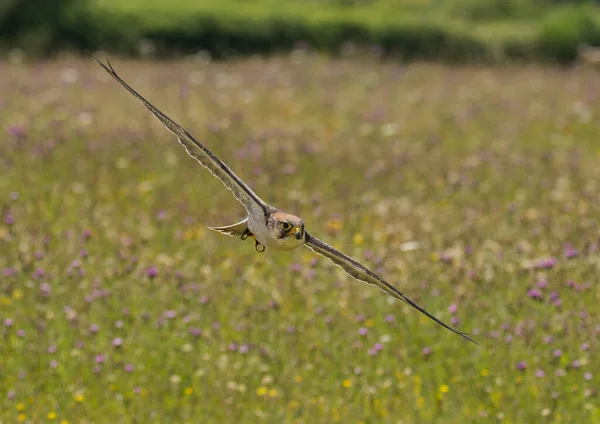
[89,53,478,346]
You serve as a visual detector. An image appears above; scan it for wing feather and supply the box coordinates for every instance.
[88,52,270,217]
[304,232,479,346]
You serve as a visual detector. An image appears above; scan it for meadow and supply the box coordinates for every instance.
[1,53,599,422]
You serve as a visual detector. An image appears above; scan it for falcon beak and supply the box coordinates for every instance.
[294,227,303,240]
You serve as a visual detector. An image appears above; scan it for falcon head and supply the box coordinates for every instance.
[267,211,305,249]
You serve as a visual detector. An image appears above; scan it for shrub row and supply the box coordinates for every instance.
[1,0,600,63]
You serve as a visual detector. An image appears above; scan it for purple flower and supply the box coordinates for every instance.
[355,314,365,322]
[146,267,158,278]
[112,338,123,347]
[7,125,26,138]
[199,295,209,304]
[368,348,377,356]
[448,304,458,314]
[17,329,25,337]
[189,328,201,337]
[80,249,88,257]
[49,360,58,369]
[527,289,543,300]
[534,257,557,269]
[581,343,589,351]
[358,327,368,336]
[550,291,559,301]
[40,282,51,297]
[553,349,562,357]
[564,243,578,259]
[34,250,44,259]
[572,360,581,368]
[133,387,141,394]
[289,263,302,272]
[2,267,16,277]
[3,318,13,327]
[47,345,57,354]
[95,354,104,364]
[516,361,527,370]
[124,363,134,372]
[287,326,296,334]
[7,390,15,399]
[451,317,460,326]
[164,310,177,319]
[82,229,92,240]
[228,343,238,351]
[239,344,249,354]
[384,314,394,323]
[537,280,548,288]
[422,347,432,356]
[373,343,383,352]
[535,369,545,378]
[32,267,45,279]
[584,372,592,380]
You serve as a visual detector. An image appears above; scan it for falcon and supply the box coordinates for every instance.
[89,53,479,346]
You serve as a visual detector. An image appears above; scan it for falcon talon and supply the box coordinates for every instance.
[91,52,479,347]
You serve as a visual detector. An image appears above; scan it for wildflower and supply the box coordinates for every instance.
[295,375,303,383]
[564,243,578,259]
[553,349,562,357]
[4,318,13,327]
[384,314,394,323]
[358,327,368,336]
[256,387,268,396]
[17,413,26,422]
[48,411,57,420]
[16,402,25,411]
[124,364,134,372]
[268,389,277,397]
[527,289,543,300]
[342,379,352,388]
[448,304,458,314]
[112,337,123,347]
[481,369,489,377]
[163,310,177,319]
[440,384,449,393]
[516,361,527,370]
[17,329,25,337]
[184,387,193,395]
[584,373,592,381]
[535,369,545,378]
[89,324,99,334]
[146,267,158,278]
[74,393,84,402]
[7,390,15,399]
[49,360,58,369]
[422,347,432,356]
[189,328,201,337]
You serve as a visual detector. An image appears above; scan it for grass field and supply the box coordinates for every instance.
[1,54,600,422]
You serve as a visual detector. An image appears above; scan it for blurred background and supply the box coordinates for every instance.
[1,0,600,63]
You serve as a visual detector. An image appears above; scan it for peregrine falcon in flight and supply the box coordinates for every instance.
[90,53,478,346]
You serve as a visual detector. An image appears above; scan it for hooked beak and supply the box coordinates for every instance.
[294,227,303,240]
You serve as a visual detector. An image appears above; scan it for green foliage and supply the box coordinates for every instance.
[538,5,600,62]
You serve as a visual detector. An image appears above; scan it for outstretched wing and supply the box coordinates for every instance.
[88,52,271,218]
[303,232,479,346]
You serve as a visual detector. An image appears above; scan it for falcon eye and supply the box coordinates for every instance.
[281,222,292,231]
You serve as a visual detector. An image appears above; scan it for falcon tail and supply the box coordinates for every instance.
[207,218,249,237]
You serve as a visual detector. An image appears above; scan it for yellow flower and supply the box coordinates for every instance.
[256,387,268,396]
[365,318,375,327]
[430,252,440,262]
[295,375,303,383]
[48,411,57,420]
[12,289,23,300]
[74,393,84,402]
[353,233,364,245]
[60,420,70,424]
[0,296,10,305]
[268,389,277,398]
[16,403,25,411]
[184,387,193,396]
[342,379,352,388]
[417,396,425,409]
[481,368,489,377]
[17,413,26,422]
[439,384,449,394]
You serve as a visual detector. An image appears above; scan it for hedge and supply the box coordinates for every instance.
[1,0,600,64]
